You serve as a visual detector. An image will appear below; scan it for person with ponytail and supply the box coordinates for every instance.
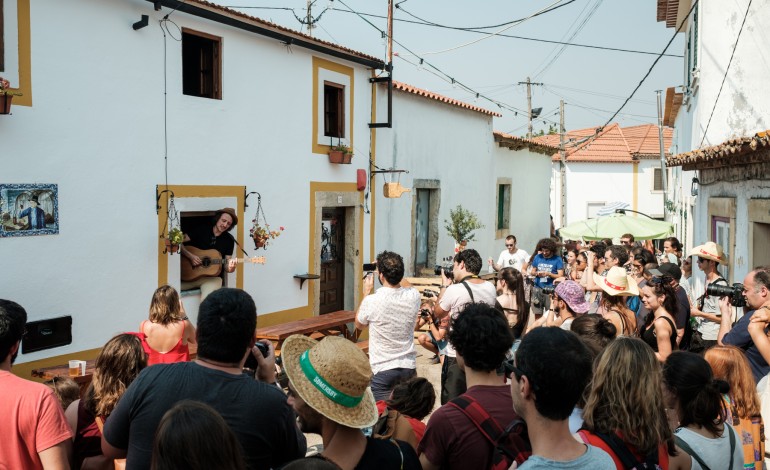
[663,351,743,469]
[705,345,765,469]
[495,267,528,340]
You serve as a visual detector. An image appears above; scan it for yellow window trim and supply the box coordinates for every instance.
[312,57,354,155]
[9,0,32,106]
[156,185,245,288]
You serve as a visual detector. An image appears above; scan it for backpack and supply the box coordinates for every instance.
[591,431,662,470]
[448,394,531,470]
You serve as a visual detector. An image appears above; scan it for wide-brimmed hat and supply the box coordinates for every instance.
[554,280,590,314]
[689,241,726,263]
[282,335,378,429]
[593,266,639,297]
[215,207,238,227]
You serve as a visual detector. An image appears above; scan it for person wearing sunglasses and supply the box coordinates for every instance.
[689,242,730,350]
[508,328,614,469]
[488,235,530,273]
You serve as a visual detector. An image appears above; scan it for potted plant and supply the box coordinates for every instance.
[444,205,484,249]
[0,77,22,115]
[328,143,353,164]
[250,223,284,249]
[165,227,184,254]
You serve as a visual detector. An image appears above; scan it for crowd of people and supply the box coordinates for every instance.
[4,229,770,469]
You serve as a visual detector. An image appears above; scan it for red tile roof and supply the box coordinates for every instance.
[531,123,673,163]
[182,0,383,65]
[392,81,502,117]
[493,131,559,156]
[667,130,770,167]
[657,0,681,28]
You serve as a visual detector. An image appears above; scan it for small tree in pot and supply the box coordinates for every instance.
[444,205,484,249]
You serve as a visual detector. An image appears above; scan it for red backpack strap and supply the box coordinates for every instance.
[448,394,504,442]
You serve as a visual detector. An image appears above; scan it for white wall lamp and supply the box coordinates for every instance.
[691,177,699,197]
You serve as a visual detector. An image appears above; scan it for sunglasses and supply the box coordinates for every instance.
[502,360,539,391]
[697,257,708,263]
[505,244,514,247]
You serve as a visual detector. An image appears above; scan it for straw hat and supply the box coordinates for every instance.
[282,335,378,429]
[689,241,726,263]
[593,266,639,297]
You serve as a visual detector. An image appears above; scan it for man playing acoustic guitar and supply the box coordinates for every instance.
[180,208,239,300]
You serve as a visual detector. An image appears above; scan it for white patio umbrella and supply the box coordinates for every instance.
[559,211,673,241]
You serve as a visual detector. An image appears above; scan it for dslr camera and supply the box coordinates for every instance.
[706,283,746,308]
[434,264,453,278]
[542,285,557,296]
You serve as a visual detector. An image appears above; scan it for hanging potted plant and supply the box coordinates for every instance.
[0,77,22,115]
[328,143,353,164]
[165,227,184,254]
[249,192,285,250]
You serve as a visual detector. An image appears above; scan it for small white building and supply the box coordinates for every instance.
[657,0,770,284]
[533,124,672,229]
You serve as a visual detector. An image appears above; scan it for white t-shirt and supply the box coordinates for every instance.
[439,280,497,358]
[497,249,530,272]
[698,277,728,341]
[356,286,421,374]
[674,425,742,470]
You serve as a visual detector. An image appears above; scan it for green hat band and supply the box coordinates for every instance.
[299,350,364,408]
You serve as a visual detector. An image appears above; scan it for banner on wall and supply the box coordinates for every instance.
[0,183,59,237]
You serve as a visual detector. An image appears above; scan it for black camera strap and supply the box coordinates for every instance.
[699,276,728,310]
[458,275,480,303]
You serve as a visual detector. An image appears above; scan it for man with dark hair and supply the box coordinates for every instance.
[690,241,730,349]
[489,234,530,272]
[103,288,306,470]
[434,248,497,404]
[355,251,421,401]
[720,266,770,383]
[620,233,634,246]
[604,245,629,269]
[528,238,564,319]
[0,299,73,469]
[419,303,525,470]
[510,328,613,468]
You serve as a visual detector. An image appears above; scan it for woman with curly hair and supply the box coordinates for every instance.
[663,351,742,469]
[579,337,690,469]
[705,345,765,468]
[141,285,196,365]
[65,333,147,469]
[640,278,679,362]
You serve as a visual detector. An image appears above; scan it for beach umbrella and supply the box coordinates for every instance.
[559,211,673,241]
[596,201,630,217]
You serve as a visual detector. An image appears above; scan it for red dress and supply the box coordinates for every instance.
[140,320,190,365]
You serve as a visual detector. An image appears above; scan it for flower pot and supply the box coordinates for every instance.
[254,237,267,249]
[328,150,347,164]
[164,239,180,254]
[0,95,13,115]
[342,152,353,164]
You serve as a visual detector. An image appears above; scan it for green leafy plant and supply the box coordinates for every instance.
[444,205,484,244]
[331,143,352,154]
[168,227,184,245]
[0,77,22,97]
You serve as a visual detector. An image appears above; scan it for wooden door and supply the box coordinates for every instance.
[414,189,430,271]
[319,208,345,314]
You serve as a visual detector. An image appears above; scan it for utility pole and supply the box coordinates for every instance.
[559,100,567,228]
[517,77,543,138]
[656,90,667,193]
[306,0,314,36]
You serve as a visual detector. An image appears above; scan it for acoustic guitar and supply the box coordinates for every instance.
[180,246,266,282]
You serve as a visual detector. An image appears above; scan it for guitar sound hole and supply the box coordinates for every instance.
[201,258,212,267]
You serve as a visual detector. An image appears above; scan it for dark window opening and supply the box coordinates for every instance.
[182,29,221,99]
[653,168,663,191]
[324,82,345,138]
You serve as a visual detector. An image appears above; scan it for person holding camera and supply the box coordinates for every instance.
[355,251,422,401]
[528,238,565,320]
[434,249,497,404]
[718,267,770,384]
[690,242,730,350]
[416,299,448,365]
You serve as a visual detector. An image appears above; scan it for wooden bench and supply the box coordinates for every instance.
[355,340,369,354]
[255,310,358,354]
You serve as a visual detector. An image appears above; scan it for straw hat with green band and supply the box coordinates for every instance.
[282,335,378,429]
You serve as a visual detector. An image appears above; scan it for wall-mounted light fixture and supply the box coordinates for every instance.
[133,14,149,30]
[691,177,699,196]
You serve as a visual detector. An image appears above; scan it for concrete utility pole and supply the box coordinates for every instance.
[518,77,543,138]
[306,0,314,36]
[559,100,567,228]
[656,90,667,193]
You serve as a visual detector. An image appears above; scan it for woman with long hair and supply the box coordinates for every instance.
[571,251,588,282]
[663,352,742,469]
[662,237,683,265]
[563,249,579,280]
[495,267,528,339]
[579,337,690,469]
[141,285,196,365]
[640,279,678,362]
[705,345,765,468]
[65,333,148,469]
[599,294,637,337]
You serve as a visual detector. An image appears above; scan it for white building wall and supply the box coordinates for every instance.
[2,0,377,362]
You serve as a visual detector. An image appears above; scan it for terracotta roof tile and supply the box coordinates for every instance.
[184,0,383,65]
[668,130,770,167]
[392,81,502,117]
[531,123,672,163]
[493,131,559,155]
[657,0,681,28]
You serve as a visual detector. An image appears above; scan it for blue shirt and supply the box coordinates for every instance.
[722,309,770,383]
[532,254,564,288]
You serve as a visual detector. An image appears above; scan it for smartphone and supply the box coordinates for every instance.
[363,263,376,272]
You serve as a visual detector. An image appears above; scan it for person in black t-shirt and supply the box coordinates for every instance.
[180,208,238,300]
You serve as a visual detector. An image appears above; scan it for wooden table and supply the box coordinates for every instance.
[255,310,358,353]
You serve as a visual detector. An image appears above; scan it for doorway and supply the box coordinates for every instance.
[319,207,345,314]
[753,222,770,268]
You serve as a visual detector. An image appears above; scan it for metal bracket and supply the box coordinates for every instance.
[155,187,175,214]
[369,70,393,129]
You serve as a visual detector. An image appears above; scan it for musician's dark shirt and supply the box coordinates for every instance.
[185,224,234,258]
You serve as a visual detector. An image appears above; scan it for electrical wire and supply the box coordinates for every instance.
[417,0,567,56]
[395,0,576,30]
[699,0,752,147]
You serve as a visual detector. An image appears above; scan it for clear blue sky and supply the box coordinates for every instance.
[219,0,685,135]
